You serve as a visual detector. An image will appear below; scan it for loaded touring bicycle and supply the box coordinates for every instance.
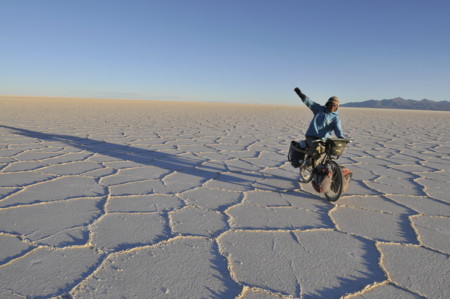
[289,138,352,202]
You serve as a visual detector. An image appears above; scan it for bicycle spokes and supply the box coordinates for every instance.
[324,161,343,202]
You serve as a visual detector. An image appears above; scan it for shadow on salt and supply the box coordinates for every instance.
[1,125,298,193]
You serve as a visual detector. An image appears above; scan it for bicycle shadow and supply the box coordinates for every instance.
[0,125,297,193]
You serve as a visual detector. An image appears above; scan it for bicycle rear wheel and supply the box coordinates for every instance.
[299,164,314,183]
[324,161,343,202]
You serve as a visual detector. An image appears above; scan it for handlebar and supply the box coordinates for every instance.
[312,138,351,144]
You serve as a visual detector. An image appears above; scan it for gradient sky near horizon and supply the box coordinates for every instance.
[1,0,449,105]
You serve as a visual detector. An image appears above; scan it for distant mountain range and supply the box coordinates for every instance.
[341,97,450,111]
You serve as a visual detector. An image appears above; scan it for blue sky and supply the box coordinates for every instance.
[1,0,449,105]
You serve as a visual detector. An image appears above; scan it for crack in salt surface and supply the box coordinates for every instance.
[1,99,450,298]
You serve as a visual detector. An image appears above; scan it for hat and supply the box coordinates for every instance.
[326,96,339,106]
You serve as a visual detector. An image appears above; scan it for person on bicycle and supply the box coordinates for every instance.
[294,87,344,160]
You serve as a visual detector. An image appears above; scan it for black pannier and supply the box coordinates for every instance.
[288,140,306,168]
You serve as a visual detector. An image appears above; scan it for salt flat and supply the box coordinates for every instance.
[0,96,449,298]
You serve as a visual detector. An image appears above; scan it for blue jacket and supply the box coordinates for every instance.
[302,96,344,139]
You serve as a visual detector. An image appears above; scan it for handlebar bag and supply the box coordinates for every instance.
[325,138,348,156]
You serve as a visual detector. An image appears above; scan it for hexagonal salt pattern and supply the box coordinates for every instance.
[1,98,450,298]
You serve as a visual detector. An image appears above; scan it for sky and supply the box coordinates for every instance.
[1,0,449,105]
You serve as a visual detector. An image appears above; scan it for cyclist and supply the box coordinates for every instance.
[294,87,345,162]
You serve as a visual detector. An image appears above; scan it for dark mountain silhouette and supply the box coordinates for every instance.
[341,97,450,111]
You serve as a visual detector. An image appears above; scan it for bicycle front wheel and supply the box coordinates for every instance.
[299,164,314,183]
[324,161,343,202]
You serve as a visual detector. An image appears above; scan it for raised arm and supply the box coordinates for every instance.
[294,87,306,100]
[294,87,321,112]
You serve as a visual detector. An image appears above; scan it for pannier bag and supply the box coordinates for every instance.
[325,138,348,156]
[340,166,353,193]
[288,140,306,168]
[312,165,332,193]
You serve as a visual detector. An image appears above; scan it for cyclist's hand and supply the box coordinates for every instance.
[294,87,306,100]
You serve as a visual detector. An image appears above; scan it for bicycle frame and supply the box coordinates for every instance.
[299,140,331,168]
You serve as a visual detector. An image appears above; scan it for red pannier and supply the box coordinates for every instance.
[340,167,353,193]
[312,165,332,193]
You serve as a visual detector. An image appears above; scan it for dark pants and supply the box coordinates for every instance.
[305,136,320,156]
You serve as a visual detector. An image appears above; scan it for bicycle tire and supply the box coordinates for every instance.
[324,160,343,202]
[299,164,314,183]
